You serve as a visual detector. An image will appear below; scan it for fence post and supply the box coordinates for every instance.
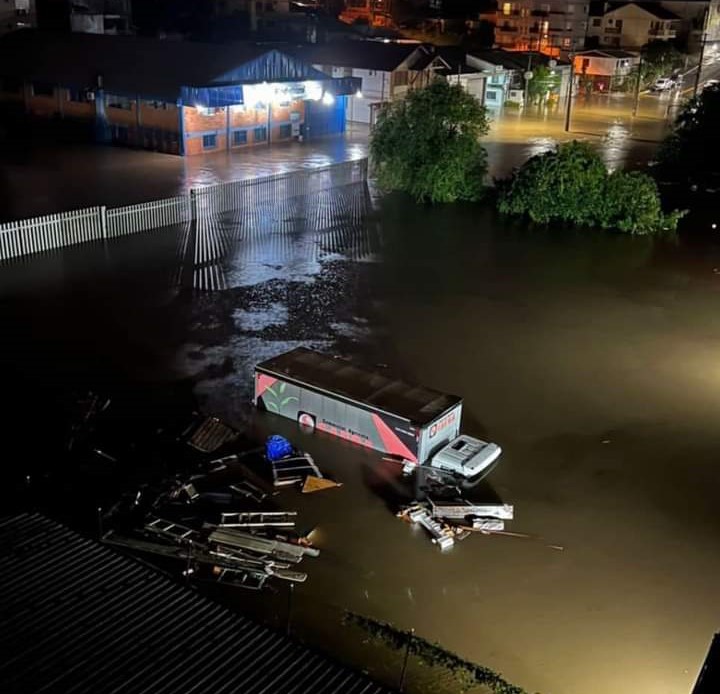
[189,189,198,220]
[100,206,108,240]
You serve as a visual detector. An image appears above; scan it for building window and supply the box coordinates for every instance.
[198,106,217,116]
[144,99,169,110]
[562,37,572,48]
[254,126,267,142]
[279,123,292,139]
[233,129,247,146]
[502,2,512,15]
[367,70,376,76]
[582,58,590,71]
[32,82,54,97]
[202,133,217,149]
[486,90,497,101]
[490,75,502,84]
[107,93,133,110]
[592,18,600,26]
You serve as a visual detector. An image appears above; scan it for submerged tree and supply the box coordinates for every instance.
[497,141,683,234]
[370,80,489,203]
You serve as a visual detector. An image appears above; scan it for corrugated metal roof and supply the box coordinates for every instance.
[0,513,394,694]
[256,347,462,425]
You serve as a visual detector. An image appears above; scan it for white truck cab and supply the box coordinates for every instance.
[430,435,502,479]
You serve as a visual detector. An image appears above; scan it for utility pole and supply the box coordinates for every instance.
[694,7,710,97]
[632,53,643,117]
[523,53,533,108]
[564,54,575,132]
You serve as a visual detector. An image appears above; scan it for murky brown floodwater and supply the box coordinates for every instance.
[2,176,720,694]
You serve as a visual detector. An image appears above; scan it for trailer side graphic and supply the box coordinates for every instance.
[255,348,462,462]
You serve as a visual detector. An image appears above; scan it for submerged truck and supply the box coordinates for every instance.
[254,347,462,463]
[254,347,501,476]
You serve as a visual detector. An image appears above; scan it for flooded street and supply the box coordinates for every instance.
[2,175,720,694]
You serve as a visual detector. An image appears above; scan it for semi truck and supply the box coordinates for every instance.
[254,347,501,476]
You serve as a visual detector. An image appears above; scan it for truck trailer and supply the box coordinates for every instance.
[254,348,462,463]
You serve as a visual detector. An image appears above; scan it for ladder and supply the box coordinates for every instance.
[144,517,203,544]
[219,511,297,528]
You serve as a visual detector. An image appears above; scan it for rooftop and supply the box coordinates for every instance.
[0,30,330,100]
[288,40,427,72]
[0,513,395,694]
[469,49,570,71]
[575,48,639,59]
[590,1,681,19]
[256,347,462,425]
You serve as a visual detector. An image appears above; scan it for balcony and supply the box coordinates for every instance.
[648,28,677,38]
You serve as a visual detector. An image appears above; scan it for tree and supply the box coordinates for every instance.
[527,65,561,104]
[370,80,489,203]
[658,83,720,185]
[497,141,682,234]
[640,40,685,87]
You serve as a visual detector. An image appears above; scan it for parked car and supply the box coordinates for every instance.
[703,79,720,90]
[650,77,675,92]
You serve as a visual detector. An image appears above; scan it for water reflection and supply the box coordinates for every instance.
[174,182,378,291]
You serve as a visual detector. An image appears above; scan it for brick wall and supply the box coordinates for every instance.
[58,89,95,120]
[140,102,179,131]
[106,103,137,127]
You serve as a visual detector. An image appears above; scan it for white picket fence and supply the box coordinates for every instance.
[0,158,369,262]
[107,196,191,239]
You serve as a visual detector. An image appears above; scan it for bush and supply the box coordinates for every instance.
[370,80,489,203]
[497,141,682,234]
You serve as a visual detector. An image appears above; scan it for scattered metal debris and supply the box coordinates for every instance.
[182,415,239,452]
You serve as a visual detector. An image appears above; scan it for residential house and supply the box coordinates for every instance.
[586,2,682,48]
[573,48,639,90]
[435,47,488,103]
[467,49,572,106]
[0,0,34,35]
[586,1,720,52]
[290,41,450,123]
[0,30,361,155]
[36,0,131,34]
[339,0,393,28]
[493,0,589,57]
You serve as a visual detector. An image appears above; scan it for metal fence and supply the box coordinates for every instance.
[0,158,369,262]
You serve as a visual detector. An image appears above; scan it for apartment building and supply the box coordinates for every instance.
[494,0,589,57]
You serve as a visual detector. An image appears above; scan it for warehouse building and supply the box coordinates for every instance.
[0,30,361,155]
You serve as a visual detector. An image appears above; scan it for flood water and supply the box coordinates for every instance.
[3,180,720,694]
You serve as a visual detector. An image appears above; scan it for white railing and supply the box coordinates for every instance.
[0,207,105,260]
[0,158,369,262]
[107,196,191,238]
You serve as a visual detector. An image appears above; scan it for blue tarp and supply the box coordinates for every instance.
[265,435,294,462]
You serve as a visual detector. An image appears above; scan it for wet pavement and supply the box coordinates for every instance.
[3,176,720,694]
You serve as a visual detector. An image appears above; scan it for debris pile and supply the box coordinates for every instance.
[75,399,342,592]
[397,498,515,551]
